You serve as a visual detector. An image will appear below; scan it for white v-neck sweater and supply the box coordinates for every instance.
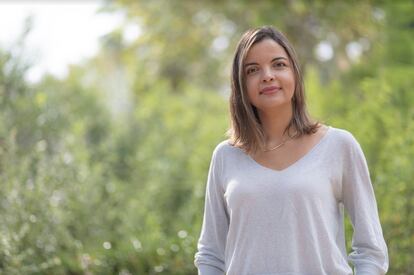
[194,126,388,275]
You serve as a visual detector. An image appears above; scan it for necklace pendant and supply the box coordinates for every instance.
[264,141,285,152]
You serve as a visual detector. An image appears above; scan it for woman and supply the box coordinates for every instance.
[194,26,388,275]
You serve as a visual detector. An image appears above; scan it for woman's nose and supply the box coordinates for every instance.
[261,67,275,82]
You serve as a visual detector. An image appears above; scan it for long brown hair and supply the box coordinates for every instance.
[227,26,319,154]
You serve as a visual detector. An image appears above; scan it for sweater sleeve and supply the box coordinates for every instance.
[194,145,229,274]
[341,134,389,275]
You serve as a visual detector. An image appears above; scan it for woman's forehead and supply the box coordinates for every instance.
[245,39,288,63]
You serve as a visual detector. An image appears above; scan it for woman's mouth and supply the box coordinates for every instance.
[260,86,281,95]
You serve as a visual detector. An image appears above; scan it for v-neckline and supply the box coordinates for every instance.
[243,126,332,174]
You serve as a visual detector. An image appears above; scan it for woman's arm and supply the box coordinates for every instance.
[342,133,389,275]
[194,146,229,275]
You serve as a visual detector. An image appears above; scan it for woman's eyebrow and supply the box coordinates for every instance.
[244,56,288,67]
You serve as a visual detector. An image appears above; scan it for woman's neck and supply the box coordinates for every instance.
[258,103,293,144]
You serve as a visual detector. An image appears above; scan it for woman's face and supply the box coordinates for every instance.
[244,38,295,113]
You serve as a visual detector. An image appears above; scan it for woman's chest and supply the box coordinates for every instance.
[222,156,342,213]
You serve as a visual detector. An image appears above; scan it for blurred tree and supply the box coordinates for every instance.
[113,0,383,92]
[305,2,414,273]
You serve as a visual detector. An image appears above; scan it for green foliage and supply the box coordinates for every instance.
[0,46,227,273]
[1,0,413,274]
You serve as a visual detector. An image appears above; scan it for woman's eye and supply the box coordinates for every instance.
[273,62,286,68]
[246,67,258,75]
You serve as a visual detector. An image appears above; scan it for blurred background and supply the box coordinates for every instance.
[0,0,413,274]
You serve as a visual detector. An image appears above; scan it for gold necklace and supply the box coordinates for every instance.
[263,132,296,152]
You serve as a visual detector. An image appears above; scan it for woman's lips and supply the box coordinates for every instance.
[260,86,281,95]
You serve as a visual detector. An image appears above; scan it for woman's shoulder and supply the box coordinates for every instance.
[213,139,238,154]
[206,140,242,168]
[326,125,362,150]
